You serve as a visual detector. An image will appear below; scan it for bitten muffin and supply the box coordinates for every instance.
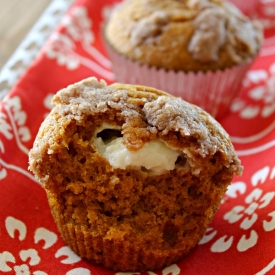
[103,0,263,118]
[29,77,243,272]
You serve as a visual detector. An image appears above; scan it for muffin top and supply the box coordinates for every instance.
[104,0,263,72]
[29,77,242,181]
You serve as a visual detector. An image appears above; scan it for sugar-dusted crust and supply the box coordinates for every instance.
[104,0,262,72]
[29,77,242,271]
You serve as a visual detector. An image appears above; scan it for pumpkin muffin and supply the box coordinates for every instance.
[29,77,243,271]
[103,0,263,118]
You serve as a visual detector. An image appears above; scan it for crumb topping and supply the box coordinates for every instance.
[189,1,262,63]
[188,7,227,62]
[41,77,243,176]
[130,11,169,47]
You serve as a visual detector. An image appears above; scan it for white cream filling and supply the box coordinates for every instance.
[94,136,181,175]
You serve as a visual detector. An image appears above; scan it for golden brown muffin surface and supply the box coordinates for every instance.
[104,0,262,72]
[29,77,243,271]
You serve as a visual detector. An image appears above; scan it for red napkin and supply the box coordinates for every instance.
[0,0,275,274]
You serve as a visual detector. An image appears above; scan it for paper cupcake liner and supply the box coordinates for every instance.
[59,224,188,272]
[106,45,253,119]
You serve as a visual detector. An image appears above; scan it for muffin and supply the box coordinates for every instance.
[103,0,263,118]
[29,77,243,271]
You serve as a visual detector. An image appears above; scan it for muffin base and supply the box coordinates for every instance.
[46,181,221,272]
[49,194,190,271]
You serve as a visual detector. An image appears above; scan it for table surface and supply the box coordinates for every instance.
[0,0,52,70]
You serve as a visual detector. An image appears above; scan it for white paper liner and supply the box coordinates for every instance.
[106,45,253,118]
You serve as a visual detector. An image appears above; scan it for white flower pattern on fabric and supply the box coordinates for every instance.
[231,62,275,119]
[64,6,111,69]
[47,33,80,70]
[221,181,247,204]
[0,217,91,275]
[0,96,36,182]
[257,0,275,31]
[46,6,114,81]
[0,217,48,274]
[199,166,275,253]
[223,187,275,252]
[14,264,31,275]
[5,96,31,148]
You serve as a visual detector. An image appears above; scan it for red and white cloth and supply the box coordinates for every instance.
[0,0,275,274]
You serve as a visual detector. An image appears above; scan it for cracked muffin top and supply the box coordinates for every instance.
[29,77,242,180]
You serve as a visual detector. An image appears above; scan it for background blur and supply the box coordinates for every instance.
[0,0,51,69]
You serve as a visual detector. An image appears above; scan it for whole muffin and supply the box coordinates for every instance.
[104,0,263,118]
[29,77,243,271]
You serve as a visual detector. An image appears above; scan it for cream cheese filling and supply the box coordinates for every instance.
[94,136,181,175]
